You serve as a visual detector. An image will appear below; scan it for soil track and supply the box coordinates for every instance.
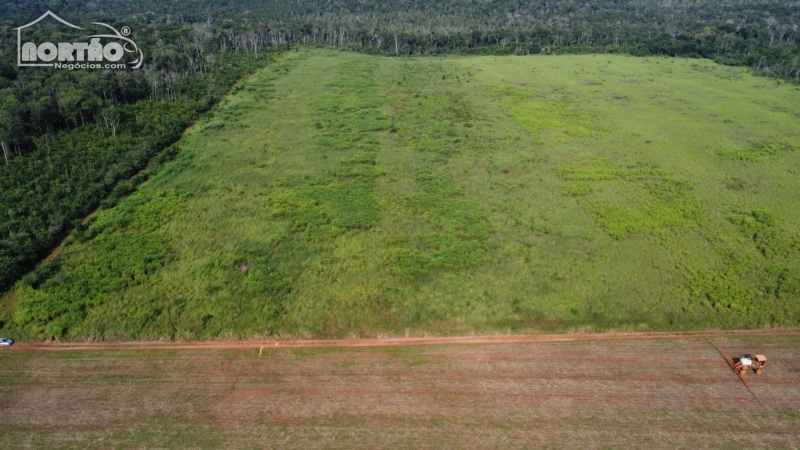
[2,333,799,449]
[9,328,800,352]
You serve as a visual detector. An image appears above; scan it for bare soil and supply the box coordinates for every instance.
[9,328,800,351]
[1,333,799,449]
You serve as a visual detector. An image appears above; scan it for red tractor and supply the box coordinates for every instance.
[733,354,767,375]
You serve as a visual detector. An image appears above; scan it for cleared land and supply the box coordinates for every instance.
[3,50,800,340]
[1,335,799,448]
[6,329,800,351]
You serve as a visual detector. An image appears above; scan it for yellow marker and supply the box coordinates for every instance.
[259,346,263,356]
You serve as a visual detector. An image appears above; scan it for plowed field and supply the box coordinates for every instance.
[1,334,799,448]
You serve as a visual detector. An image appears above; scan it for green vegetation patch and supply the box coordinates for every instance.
[271,58,385,244]
[688,266,759,316]
[718,142,798,162]
[728,209,800,258]
[271,179,379,241]
[497,85,599,141]
[13,191,183,339]
[388,170,491,279]
[558,160,701,240]
[685,208,800,324]
[562,182,592,197]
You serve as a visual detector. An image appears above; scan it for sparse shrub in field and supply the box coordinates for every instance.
[689,268,757,314]
[644,176,693,197]
[557,163,665,182]
[202,121,225,131]
[317,135,354,150]
[585,192,700,240]
[386,248,434,279]
[684,208,800,322]
[557,159,699,240]
[347,152,377,165]
[271,179,379,241]
[333,165,384,179]
[557,164,619,181]
[415,170,464,197]
[728,209,800,258]
[387,170,491,279]
[13,191,183,339]
[413,137,455,155]
[724,177,750,191]
[241,262,292,320]
[314,92,383,115]
[717,142,798,162]
[271,58,384,243]
[312,62,389,155]
[495,85,538,99]
[498,85,599,139]
[14,233,172,338]
[562,182,592,197]
[777,270,800,299]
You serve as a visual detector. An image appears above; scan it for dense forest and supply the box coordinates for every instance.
[5,0,798,75]
[1,0,800,292]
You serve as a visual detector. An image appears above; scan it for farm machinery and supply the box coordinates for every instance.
[733,354,767,375]
[708,340,767,407]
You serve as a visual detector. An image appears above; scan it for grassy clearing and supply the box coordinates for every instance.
[3,50,800,340]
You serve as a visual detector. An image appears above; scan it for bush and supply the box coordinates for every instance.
[563,182,592,197]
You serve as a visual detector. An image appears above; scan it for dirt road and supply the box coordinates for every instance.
[8,328,800,352]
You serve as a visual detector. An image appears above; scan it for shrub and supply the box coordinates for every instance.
[563,182,592,197]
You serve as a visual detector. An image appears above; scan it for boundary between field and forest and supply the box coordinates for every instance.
[21,52,292,279]
[6,329,800,351]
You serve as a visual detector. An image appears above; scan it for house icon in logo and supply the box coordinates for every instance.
[14,11,85,67]
[13,10,143,70]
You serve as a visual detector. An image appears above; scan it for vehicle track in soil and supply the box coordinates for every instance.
[7,328,800,351]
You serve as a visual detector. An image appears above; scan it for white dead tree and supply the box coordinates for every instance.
[1,141,8,165]
[102,106,119,137]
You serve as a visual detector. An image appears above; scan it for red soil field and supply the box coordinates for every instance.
[1,333,799,448]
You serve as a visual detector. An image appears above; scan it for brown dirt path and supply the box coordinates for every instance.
[8,328,800,352]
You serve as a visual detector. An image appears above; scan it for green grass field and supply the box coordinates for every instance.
[4,49,800,340]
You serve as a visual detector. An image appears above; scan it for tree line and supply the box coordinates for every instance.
[0,4,282,292]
